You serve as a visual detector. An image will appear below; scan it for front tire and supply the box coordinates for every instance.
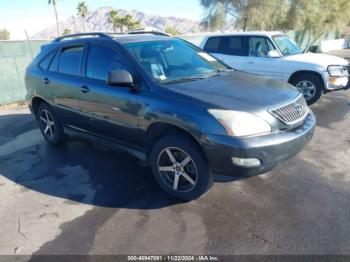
[150,134,213,201]
[290,74,323,105]
[37,103,65,145]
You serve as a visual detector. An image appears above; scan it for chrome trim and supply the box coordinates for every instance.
[267,94,308,125]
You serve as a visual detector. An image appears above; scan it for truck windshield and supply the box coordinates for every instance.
[273,35,303,56]
[125,39,229,83]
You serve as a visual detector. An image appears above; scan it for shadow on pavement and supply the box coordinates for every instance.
[1,91,348,211]
[0,113,181,209]
[310,91,350,129]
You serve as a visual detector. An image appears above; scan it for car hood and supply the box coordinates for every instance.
[284,52,349,67]
[166,71,300,112]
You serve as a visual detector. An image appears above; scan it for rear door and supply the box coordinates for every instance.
[43,43,85,128]
[245,36,284,80]
[78,41,142,147]
[203,36,247,71]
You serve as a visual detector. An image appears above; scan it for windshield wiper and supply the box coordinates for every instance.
[162,69,235,84]
[162,76,207,84]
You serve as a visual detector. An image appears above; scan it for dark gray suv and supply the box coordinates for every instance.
[25,32,315,200]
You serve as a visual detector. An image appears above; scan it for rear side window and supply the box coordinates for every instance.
[220,36,245,56]
[86,44,129,81]
[58,46,84,76]
[49,51,60,72]
[204,37,220,53]
[39,50,56,70]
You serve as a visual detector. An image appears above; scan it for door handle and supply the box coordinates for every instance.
[80,85,89,93]
[247,61,255,64]
[43,78,50,84]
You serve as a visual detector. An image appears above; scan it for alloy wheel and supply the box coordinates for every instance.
[40,109,55,139]
[296,80,316,101]
[157,147,198,192]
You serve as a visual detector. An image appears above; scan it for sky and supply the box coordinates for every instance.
[0,0,204,39]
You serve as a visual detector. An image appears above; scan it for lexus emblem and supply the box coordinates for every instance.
[294,103,304,114]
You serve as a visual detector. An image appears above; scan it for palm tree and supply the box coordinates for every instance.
[108,10,121,33]
[63,28,72,35]
[77,1,89,32]
[108,10,140,33]
[48,0,60,36]
[121,15,141,31]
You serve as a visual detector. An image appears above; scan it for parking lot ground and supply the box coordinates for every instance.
[0,89,349,255]
[326,49,350,62]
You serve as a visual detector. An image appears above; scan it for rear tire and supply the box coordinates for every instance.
[290,74,323,105]
[150,134,213,201]
[37,103,65,145]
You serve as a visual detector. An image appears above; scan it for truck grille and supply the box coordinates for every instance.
[344,65,350,75]
[268,95,308,125]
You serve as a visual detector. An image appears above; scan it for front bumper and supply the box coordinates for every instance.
[323,74,349,91]
[202,111,316,177]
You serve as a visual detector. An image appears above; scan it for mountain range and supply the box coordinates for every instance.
[32,7,205,39]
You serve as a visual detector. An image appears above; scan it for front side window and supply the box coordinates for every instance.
[248,37,276,57]
[272,35,303,56]
[86,44,129,81]
[125,39,229,83]
[58,46,83,76]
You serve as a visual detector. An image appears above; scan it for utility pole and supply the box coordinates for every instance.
[24,30,34,58]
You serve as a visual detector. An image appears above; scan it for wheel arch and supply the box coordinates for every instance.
[145,122,207,161]
[31,96,50,118]
[288,70,325,90]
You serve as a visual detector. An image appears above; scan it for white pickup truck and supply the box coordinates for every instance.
[200,32,349,104]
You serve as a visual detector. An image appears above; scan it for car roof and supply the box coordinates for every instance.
[50,32,174,46]
[204,31,285,38]
[112,34,172,44]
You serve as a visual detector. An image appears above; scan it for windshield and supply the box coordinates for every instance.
[272,35,303,56]
[125,39,229,83]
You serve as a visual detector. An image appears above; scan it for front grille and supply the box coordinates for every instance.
[344,65,350,75]
[268,95,308,125]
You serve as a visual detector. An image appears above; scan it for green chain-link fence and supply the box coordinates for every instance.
[0,40,47,105]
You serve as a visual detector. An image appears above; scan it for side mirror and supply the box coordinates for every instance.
[107,70,134,87]
[267,50,281,58]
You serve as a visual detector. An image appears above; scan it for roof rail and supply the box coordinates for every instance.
[53,32,112,42]
[127,30,170,37]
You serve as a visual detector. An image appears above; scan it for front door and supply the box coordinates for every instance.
[245,36,284,80]
[78,42,142,148]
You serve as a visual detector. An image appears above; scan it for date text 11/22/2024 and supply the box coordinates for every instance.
[127,255,220,261]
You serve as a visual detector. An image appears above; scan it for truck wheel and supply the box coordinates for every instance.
[150,134,213,201]
[291,74,323,105]
[37,103,65,145]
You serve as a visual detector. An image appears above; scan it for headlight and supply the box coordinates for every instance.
[327,65,349,77]
[208,109,271,137]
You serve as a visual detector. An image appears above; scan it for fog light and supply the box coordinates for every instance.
[328,77,348,86]
[232,157,261,167]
